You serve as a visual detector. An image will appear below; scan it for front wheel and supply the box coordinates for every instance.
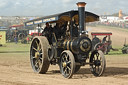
[90,50,106,76]
[60,50,75,78]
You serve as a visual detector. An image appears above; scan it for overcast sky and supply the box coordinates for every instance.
[0,0,127,16]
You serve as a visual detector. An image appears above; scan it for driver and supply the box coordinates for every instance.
[42,22,53,44]
[102,36,107,43]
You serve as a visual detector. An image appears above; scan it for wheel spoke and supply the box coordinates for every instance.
[93,56,95,61]
[35,59,41,69]
[65,54,68,61]
[30,55,36,60]
[38,48,41,52]
[32,56,36,59]
[62,57,65,62]
[95,53,99,60]
[96,53,99,57]
[37,42,41,51]
[39,57,42,62]
[64,68,67,74]
[94,55,97,60]
[38,60,42,68]
[96,66,99,74]
[32,46,38,52]
[67,61,71,64]
[36,41,39,48]
[35,60,39,68]
[67,66,71,72]
[40,52,43,55]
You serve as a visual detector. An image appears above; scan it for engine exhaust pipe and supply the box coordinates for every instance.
[76,2,86,36]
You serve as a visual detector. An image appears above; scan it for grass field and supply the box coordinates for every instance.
[0,42,30,52]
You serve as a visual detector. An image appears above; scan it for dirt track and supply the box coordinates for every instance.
[0,26,128,85]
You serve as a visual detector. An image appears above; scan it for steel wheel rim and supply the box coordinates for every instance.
[30,38,43,72]
[90,50,105,76]
[60,51,75,78]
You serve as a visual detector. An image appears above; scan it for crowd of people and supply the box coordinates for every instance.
[87,21,128,29]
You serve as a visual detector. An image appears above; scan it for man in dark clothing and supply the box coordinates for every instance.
[102,36,107,43]
[92,35,100,44]
[42,22,52,35]
[92,35,100,51]
[13,29,18,44]
[60,21,68,37]
[53,23,61,39]
[42,22,53,44]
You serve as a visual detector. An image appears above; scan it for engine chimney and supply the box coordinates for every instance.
[76,2,86,36]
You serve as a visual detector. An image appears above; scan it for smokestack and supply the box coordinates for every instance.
[76,2,86,36]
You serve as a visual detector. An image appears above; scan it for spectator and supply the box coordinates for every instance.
[102,36,107,43]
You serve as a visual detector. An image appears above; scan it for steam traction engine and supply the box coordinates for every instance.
[26,2,106,78]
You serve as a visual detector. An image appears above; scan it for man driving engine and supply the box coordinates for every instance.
[42,22,53,44]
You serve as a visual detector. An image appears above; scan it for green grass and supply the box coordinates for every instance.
[0,42,127,57]
[0,42,30,63]
[107,49,122,55]
[0,42,30,53]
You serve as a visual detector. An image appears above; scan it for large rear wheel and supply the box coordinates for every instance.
[90,50,106,76]
[60,50,75,78]
[30,36,50,73]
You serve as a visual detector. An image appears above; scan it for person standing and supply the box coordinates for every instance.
[42,22,53,44]
[14,29,18,44]
[102,36,107,43]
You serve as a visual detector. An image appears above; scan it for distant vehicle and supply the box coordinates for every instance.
[122,45,128,54]
[91,32,112,54]
[25,2,106,78]
[7,24,28,42]
[122,38,128,54]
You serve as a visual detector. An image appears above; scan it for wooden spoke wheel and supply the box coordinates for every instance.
[60,50,75,78]
[90,50,106,76]
[30,36,50,74]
